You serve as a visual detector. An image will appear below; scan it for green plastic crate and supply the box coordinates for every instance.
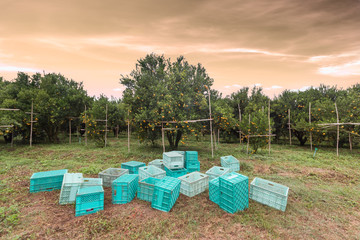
[112,174,138,204]
[209,177,220,204]
[185,151,198,162]
[186,161,200,172]
[250,177,289,211]
[178,172,209,197]
[148,159,164,169]
[59,173,84,205]
[152,176,181,212]
[139,166,166,181]
[137,177,161,202]
[219,172,249,214]
[30,169,68,193]
[163,152,184,169]
[75,185,104,217]
[121,161,146,174]
[99,168,129,187]
[164,166,187,178]
[206,166,231,181]
[220,156,240,172]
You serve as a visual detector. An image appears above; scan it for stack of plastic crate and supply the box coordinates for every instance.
[30,169,68,193]
[209,177,220,204]
[137,177,161,202]
[163,152,187,178]
[121,161,146,174]
[220,155,240,172]
[206,166,231,181]
[148,159,164,169]
[151,176,181,212]
[112,174,139,204]
[218,172,249,214]
[138,166,166,181]
[178,172,209,197]
[185,151,200,173]
[59,173,84,205]
[75,185,104,217]
[250,177,289,211]
[98,168,129,187]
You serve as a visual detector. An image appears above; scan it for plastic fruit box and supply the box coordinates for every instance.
[30,169,68,193]
[151,176,181,212]
[148,159,164,169]
[186,161,200,173]
[164,166,187,178]
[206,166,231,181]
[112,174,138,204]
[250,177,289,211]
[98,168,129,187]
[81,178,103,187]
[185,151,198,163]
[59,173,84,205]
[178,172,209,197]
[163,152,184,169]
[137,177,161,202]
[220,155,240,172]
[209,177,220,205]
[139,165,166,181]
[75,185,104,217]
[121,161,146,174]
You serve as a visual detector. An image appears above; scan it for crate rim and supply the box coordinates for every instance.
[250,177,289,196]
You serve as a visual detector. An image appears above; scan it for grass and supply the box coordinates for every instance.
[0,135,359,239]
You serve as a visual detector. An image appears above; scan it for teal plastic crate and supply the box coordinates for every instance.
[163,152,184,169]
[121,161,146,174]
[250,177,289,211]
[186,161,200,173]
[219,172,249,214]
[148,159,164,169]
[185,151,198,162]
[139,166,166,181]
[59,173,84,205]
[99,168,129,187]
[152,176,181,212]
[178,172,209,197]
[206,166,231,181]
[82,178,103,187]
[209,177,220,204]
[112,174,138,204]
[137,177,161,202]
[164,166,187,178]
[30,169,68,193]
[220,156,240,172]
[75,185,104,217]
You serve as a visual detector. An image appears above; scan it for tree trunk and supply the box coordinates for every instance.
[174,131,183,149]
[293,130,307,146]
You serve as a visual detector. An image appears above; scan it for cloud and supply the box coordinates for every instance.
[271,85,283,89]
[290,86,311,92]
[233,84,242,88]
[254,83,262,87]
[224,85,230,89]
[0,65,40,72]
[113,88,123,92]
[318,60,360,76]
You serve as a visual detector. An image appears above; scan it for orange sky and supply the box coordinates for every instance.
[1,0,360,98]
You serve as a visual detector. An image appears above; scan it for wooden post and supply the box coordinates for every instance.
[69,118,72,144]
[335,102,339,157]
[217,128,220,144]
[288,109,292,145]
[85,105,87,146]
[11,129,14,147]
[127,110,130,153]
[247,114,250,154]
[238,103,242,145]
[262,106,264,112]
[162,123,165,152]
[268,100,271,154]
[30,100,33,147]
[116,125,119,138]
[76,126,79,143]
[213,129,217,150]
[349,132,352,152]
[309,103,312,151]
[207,87,214,158]
[105,104,108,147]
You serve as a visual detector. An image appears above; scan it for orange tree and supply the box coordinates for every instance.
[120,54,212,149]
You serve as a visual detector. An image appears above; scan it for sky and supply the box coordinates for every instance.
[0,0,360,98]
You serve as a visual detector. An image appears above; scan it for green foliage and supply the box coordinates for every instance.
[0,205,20,235]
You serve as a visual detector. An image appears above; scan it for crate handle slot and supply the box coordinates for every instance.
[200,175,205,177]
[220,168,224,170]
[268,183,274,186]
[86,208,94,212]
[84,180,89,182]
[46,187,53,190]
[114,190,117,196]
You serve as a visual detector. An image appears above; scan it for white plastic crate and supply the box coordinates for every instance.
[59,173,84,205]
[148,159,164,169]
[139,166,166,181]
[206,166,231,180]
[220,156,240,172]
[163,152,184,169]
[82,178,103,187]
[178,172,209,197]
[98,168,129,187]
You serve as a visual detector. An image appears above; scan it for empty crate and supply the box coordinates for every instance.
[219,172,249,214]
[185,151,198,162]
[250,177,289,211]
[152,176,181,212]
[164,166,187,178]
[75,185,104,217]
[98,168,129,187]
[178,172,209,197]
[59,173,84,205]
[112,174,139,204]
[139,166,166,181]
[209,177,220,204]
[220,156,240,172]
[30,169,68,193]
[137,177,161,202]
[163,152,184,169]
[206,166,231,181]
[186,161,200,173]
[121,161,146,174]
[82,178,103,187]
[148,159,164,169]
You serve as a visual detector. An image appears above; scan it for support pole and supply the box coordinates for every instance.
[247,114,250,155]
[238,103,242,145]
[105,104,108,147]
[116,125,119,138]
[85,105,87,146]
[288,108,292,145]
[207,87,214,158]
[217,128,220,144]
[335,102,339,157]
[69,118,72,144]
[127,110,130,153]
[213,129,217,150]
[11,129,14,147]
[30,101,33,147]
[349,132,352,152]
[162,123,165,152]
[268,100,271,154]
[309,103,312,151]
